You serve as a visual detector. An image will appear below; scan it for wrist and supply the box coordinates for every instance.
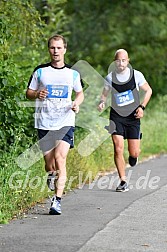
[74,100,79,106]
[99,100,105,105]
[138,104,145,110]
[34,91,39,99]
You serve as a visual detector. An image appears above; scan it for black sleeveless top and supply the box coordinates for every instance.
[110,69,140,119]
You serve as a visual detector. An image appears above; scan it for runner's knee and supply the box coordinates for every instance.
[114,145,124,156]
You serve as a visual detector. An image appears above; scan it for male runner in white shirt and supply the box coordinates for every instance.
[26,34,84,214]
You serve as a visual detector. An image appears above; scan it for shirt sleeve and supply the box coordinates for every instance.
[27,70,39,90]
[104,73,112,91]
[73,70,83,92]
[134,70,147,87]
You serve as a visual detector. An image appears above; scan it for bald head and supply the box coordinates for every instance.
[114,49,130,73]
[114,49,129,60]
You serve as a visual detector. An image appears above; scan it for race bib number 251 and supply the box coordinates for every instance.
[46,85,68,98]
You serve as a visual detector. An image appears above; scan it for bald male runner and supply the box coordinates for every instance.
[98,49,152,192]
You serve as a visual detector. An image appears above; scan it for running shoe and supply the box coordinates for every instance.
[128,156,138,167]
[47,173,55,191]
[116,181,129,192]
[49,197,61,215]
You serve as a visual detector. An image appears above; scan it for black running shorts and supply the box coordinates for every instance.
[108,114,141,139]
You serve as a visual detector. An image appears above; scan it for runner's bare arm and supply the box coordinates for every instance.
[71,90,84,112]
[98,88,110,112]
[139,82,152,108]
[135,82,152,119]
[26,88,48,100]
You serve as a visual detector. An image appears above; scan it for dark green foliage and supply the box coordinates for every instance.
[64,0,167,95]
[1,0,167,153]
[0,0,43,154]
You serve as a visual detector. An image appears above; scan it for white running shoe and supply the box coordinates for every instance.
[49,197,61,215]
[47,173,55,191]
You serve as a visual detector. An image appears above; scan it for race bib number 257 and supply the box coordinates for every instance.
[46,85,68,98]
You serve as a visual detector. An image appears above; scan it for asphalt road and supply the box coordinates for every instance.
[0,154,167,252]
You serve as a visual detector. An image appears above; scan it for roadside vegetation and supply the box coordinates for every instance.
[0,0,167,223]
[1,95,167,224]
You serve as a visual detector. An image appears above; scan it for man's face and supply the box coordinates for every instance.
[48,39,66,63]
[115,51,129,73]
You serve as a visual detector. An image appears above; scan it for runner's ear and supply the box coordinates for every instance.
[64,48,67,55]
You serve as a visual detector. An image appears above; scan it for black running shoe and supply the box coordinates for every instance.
[116,181,129,192]
[128,156,138,167]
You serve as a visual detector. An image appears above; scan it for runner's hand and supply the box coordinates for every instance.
[71,101,79,113]
[98,101,105,112]
[38,89,48,100]
[135,107,144,119]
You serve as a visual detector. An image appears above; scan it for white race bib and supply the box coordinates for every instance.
[114,90,134,107]
[46,85,68,99]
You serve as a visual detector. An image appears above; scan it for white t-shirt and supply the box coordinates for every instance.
[28,63,83,130]
[104,68,147,91]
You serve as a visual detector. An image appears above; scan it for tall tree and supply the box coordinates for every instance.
[64,0,167,95]
[0,0,43,152]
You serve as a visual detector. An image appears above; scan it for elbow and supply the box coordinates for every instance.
[26,89,31,100]
[80,91,84,103]
[150,86,153,97]
[82,92,84,102]
[26,90,29,99]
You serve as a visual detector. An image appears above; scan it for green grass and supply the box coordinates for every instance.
[0,95,167,223]
[140,95,167,157]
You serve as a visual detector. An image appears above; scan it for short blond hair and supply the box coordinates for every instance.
[48,34,67,48]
